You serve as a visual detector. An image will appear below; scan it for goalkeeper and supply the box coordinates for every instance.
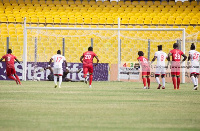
[42,66,83,82]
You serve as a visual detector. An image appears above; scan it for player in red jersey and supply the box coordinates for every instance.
[0,49,21,85]
[80,47,99,88]
[168,43,187,90]
[137,51,150,89]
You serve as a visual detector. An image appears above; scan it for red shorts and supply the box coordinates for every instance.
[171,66,180,76]
[6,67,16,76]
[142,72,150,76]
[83,64,93,75]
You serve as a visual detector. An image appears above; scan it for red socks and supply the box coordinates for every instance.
[8,75,16,80]
[89,75,93,85]
[147,77,150,88]
[172,77,177,89]
[177,77,180,89]
[143,77,146,87]
[14,74,21,85]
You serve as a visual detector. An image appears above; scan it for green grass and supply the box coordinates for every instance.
[0,80,200,131]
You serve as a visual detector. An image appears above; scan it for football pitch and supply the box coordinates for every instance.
[0,81,200,131]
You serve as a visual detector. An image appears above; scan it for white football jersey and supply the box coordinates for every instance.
[154,51,168,66]
[51,54,66,68]
[189,50,200,66]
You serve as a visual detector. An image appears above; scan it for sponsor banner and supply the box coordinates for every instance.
[120,61,200,80]
[0,62,109,81]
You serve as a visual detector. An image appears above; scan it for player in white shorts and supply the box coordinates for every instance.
[151,45,169,89]
[187,43,200,90]
[48,50,67,88]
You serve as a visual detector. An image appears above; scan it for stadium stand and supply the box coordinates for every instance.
[0,0,199,64]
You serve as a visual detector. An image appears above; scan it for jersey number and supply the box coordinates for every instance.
[143,58,148,63]
[7,56,11,61]
[85,55,91,59]
[174,53,180,60]
[161,55,164,61]
[56,57,62,62]
[193,53,199,60]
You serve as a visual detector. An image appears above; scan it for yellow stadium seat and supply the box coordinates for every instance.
[182,19,190,25]
[144,19,151,25]
[191,1,197,6]
[76,17,83,24]
[69,17,76,24]
[175,19,182,25]
[129,18,136,24]
[92,18,99,24]
[190,19,198,25]
[152,19,159,25]
[136,18,143,24]
[169,1,175,6]
[84,17,91,24]
[99,17,106,24]
[161,1,168,6]
[124,1,131,6]
[39,17,45,23]
[159,19,167,25]
[167,19,174,25]
[121,18,128,24]
[31,17,38,23]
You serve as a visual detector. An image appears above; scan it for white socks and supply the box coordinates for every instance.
[54,76,57,85]
[196,77,198,86]
[162,78,165,87]
[155,77,160,84]
[191,76,196,86]
[59,76,62,87]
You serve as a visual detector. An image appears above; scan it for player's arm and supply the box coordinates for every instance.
[80,55,84,63]
[48,58,53,67]
[182,54,187,62]
[151,56,157,64]
[94,56,99,66]
[15,58,21,64]
[64,60,68,69]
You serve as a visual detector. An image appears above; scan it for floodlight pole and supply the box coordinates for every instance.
[22,17,27,81]
[182,28,186,83]
[117,18,121,81]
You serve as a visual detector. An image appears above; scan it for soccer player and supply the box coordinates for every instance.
[168,43,187,90]
[48,50,67,88]
[137,51,150,89]
[80,46,99,88]
[0,49,21,85]
[42,66,83,82]
[187,43,200,90]
[151,45,169,89]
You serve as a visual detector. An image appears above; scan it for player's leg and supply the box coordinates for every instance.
[58,68,63,88]
[54,68,58,88]
[6,68,18,84]
[161,67,166,89]
[83,66,88,84]
[155,74,161,89]
[176,68,181,90]
[155,67,161,89]
[147,72,150,89]
[142,71,147,89]
[190,73,197,87]
[171,66,177,89]
[12,68,21,85]
[88,65,93,88]
[161,74,165,89]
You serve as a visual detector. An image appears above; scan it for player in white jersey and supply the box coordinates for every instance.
[187,43,200,90]
[151,45,169,89]
[48,50,67,88]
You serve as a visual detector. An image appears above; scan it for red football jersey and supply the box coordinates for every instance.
[2,54,17,68]
[169,49,184,61]
[82,51,97,65]
[137,56,150,71]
